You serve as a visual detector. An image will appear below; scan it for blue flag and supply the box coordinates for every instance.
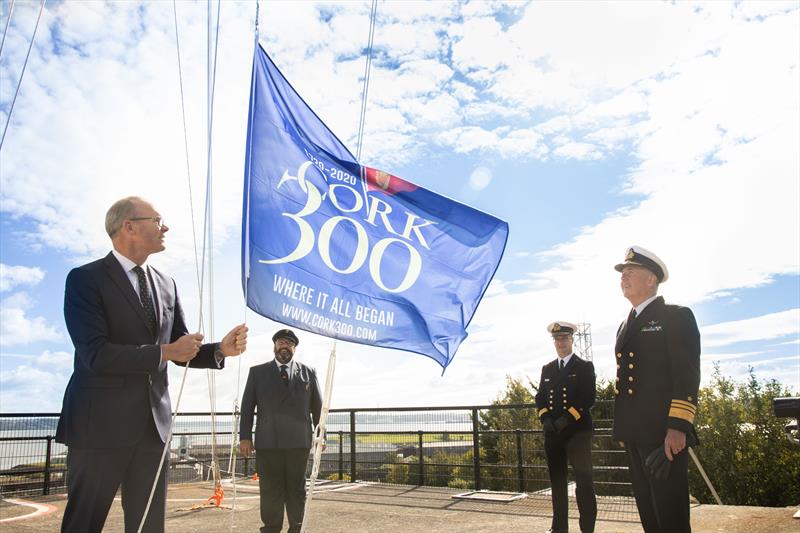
[242,43,509,370]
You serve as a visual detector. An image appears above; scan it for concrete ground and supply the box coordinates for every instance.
[2,481,798,532]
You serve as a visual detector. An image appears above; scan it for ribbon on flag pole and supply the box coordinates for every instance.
[242,43,508,370]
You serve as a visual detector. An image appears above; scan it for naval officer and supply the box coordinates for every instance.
[613,246,701,533]
[535,321,597,533]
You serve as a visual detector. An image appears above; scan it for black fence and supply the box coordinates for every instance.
[0,401,631,499]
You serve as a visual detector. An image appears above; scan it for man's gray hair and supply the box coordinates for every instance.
[105,197,143,238]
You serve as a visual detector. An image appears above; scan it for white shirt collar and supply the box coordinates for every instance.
[112,249,146,272]
[634,294,659,317]
[557,353,574,367]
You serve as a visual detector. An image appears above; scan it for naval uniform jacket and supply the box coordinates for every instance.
[535,354,596,437]
[240,360,322,449]
[612,296,701,444]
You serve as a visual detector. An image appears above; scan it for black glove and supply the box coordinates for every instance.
[542,418,556,433]
[553,416,570,433]
[644,446,671,480]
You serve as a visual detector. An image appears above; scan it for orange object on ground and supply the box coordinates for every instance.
[252,473,259,481]
[206,485,224,507]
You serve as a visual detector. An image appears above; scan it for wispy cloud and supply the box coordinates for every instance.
[702,309,800,348]
[0,264,44,292]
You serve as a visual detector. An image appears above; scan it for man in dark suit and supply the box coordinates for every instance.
[612,246,700,533]
[535,321,597,533]
[239,329,322,533]
[56,196,248,533]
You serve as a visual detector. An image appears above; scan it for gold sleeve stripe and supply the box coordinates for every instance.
[669,406,696,423]
[568,407,581,421]
[672,399,697,411]
[538,408,549,416]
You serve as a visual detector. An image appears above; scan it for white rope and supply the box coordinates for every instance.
[172,0,202,299]
[0,0,45,152]
[300,342,338,533]
[355,0,378,214]
[228,4,259,528]
[0,0,16,59]
[137,1,223,530]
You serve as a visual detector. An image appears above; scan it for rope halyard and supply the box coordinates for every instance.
[0,0,16,59]
[136,1,225,530]
[300,342,338,533]
[0,0,45,152]
[355,0,379,214]
[227,4,259,528]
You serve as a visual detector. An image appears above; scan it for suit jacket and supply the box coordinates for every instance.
[612,296,701,444]
[56,252,222,449]
[535,354,596,438]
[239,360,322,449]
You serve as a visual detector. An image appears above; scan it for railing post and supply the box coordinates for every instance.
[349,410,356,483]
[43,435,52,496]
[338,430,344,481]
[417,430,424,486]
[244,456,250,477]
[472,408,481,490]
[515,429,524,493]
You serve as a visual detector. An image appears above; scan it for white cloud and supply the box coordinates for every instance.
[0,264,44,292]
[0,304,63,346]
[702,309,800,348]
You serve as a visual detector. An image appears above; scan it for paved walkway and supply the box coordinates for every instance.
[2,481,798,532]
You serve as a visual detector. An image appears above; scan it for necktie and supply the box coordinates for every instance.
[559,359,565,370]
[280,364,289,385]
[618,308,637,340]
[133,266,157,333]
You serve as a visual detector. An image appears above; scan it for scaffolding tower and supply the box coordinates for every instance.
[573,322,593,361]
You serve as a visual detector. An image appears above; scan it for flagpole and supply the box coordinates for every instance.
[300,340,337,533]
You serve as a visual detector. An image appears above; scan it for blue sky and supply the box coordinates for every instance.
[1,1,798,412]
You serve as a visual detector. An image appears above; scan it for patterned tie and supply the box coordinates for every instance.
[133,266,157,333]
[280,364,289,385]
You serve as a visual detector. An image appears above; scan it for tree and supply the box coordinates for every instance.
[479,376,547,492]
[690,366,800,506]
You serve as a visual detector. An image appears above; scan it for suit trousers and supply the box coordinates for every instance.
[256,448,310,533]
[544,429,597,533]
[61,417,167,533]
[627,443,691,533]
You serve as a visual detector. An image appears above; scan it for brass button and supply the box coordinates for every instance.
[628,389,633,395]
[616,353,622,358]
[563,387,567,391]
[615,377,620,382]
[617,364,620,369]
[628,363,634,369]
[688,396,693,401]
[629,352,634,357]
[614,388,619,394]
[628,376,634,382]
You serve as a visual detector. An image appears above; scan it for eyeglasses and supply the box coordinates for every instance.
[130,216,165,229]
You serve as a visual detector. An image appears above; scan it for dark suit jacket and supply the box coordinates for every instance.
[240,360,322,449]
[612,296,701,444]
[535,354,596,438]
[56,252,222,449]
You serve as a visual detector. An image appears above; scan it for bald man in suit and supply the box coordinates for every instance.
[56,196,248,533]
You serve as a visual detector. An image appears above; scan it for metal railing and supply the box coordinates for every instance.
[0,401,630,499]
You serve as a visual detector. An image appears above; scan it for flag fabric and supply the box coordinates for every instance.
[242,43,508,370]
